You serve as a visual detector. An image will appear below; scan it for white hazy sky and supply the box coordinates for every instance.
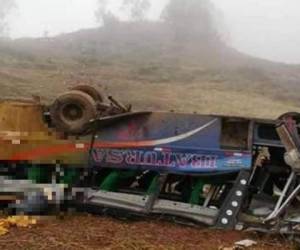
[7,0,300,64]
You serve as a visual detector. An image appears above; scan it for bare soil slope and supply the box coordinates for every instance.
[0,22,300,119]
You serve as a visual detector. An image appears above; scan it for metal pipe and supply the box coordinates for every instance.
[108,96,128,112]
[264,171,295,221]
[272,184,300,219]
[203,186,216,208]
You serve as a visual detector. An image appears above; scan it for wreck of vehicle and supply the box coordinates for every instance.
[0,85,300,239]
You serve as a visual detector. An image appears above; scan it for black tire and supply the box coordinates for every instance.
[71,85,104,103]
[50,90,97,134]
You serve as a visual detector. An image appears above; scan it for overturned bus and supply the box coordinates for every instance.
[0,85,300,239]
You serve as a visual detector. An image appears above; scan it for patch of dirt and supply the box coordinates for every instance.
[0,215,293,250]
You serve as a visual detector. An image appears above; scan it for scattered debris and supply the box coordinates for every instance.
[0,216,37,236]
[234,239,257,248]
[219,239,257,250]
[219,247,235,250]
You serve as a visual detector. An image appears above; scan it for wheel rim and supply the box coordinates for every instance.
[61,103,84,121]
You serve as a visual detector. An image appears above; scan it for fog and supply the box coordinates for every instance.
[4,0,300,64]
[213,0,300,64]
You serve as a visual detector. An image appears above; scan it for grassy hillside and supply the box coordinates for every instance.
[0,22,299,119]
